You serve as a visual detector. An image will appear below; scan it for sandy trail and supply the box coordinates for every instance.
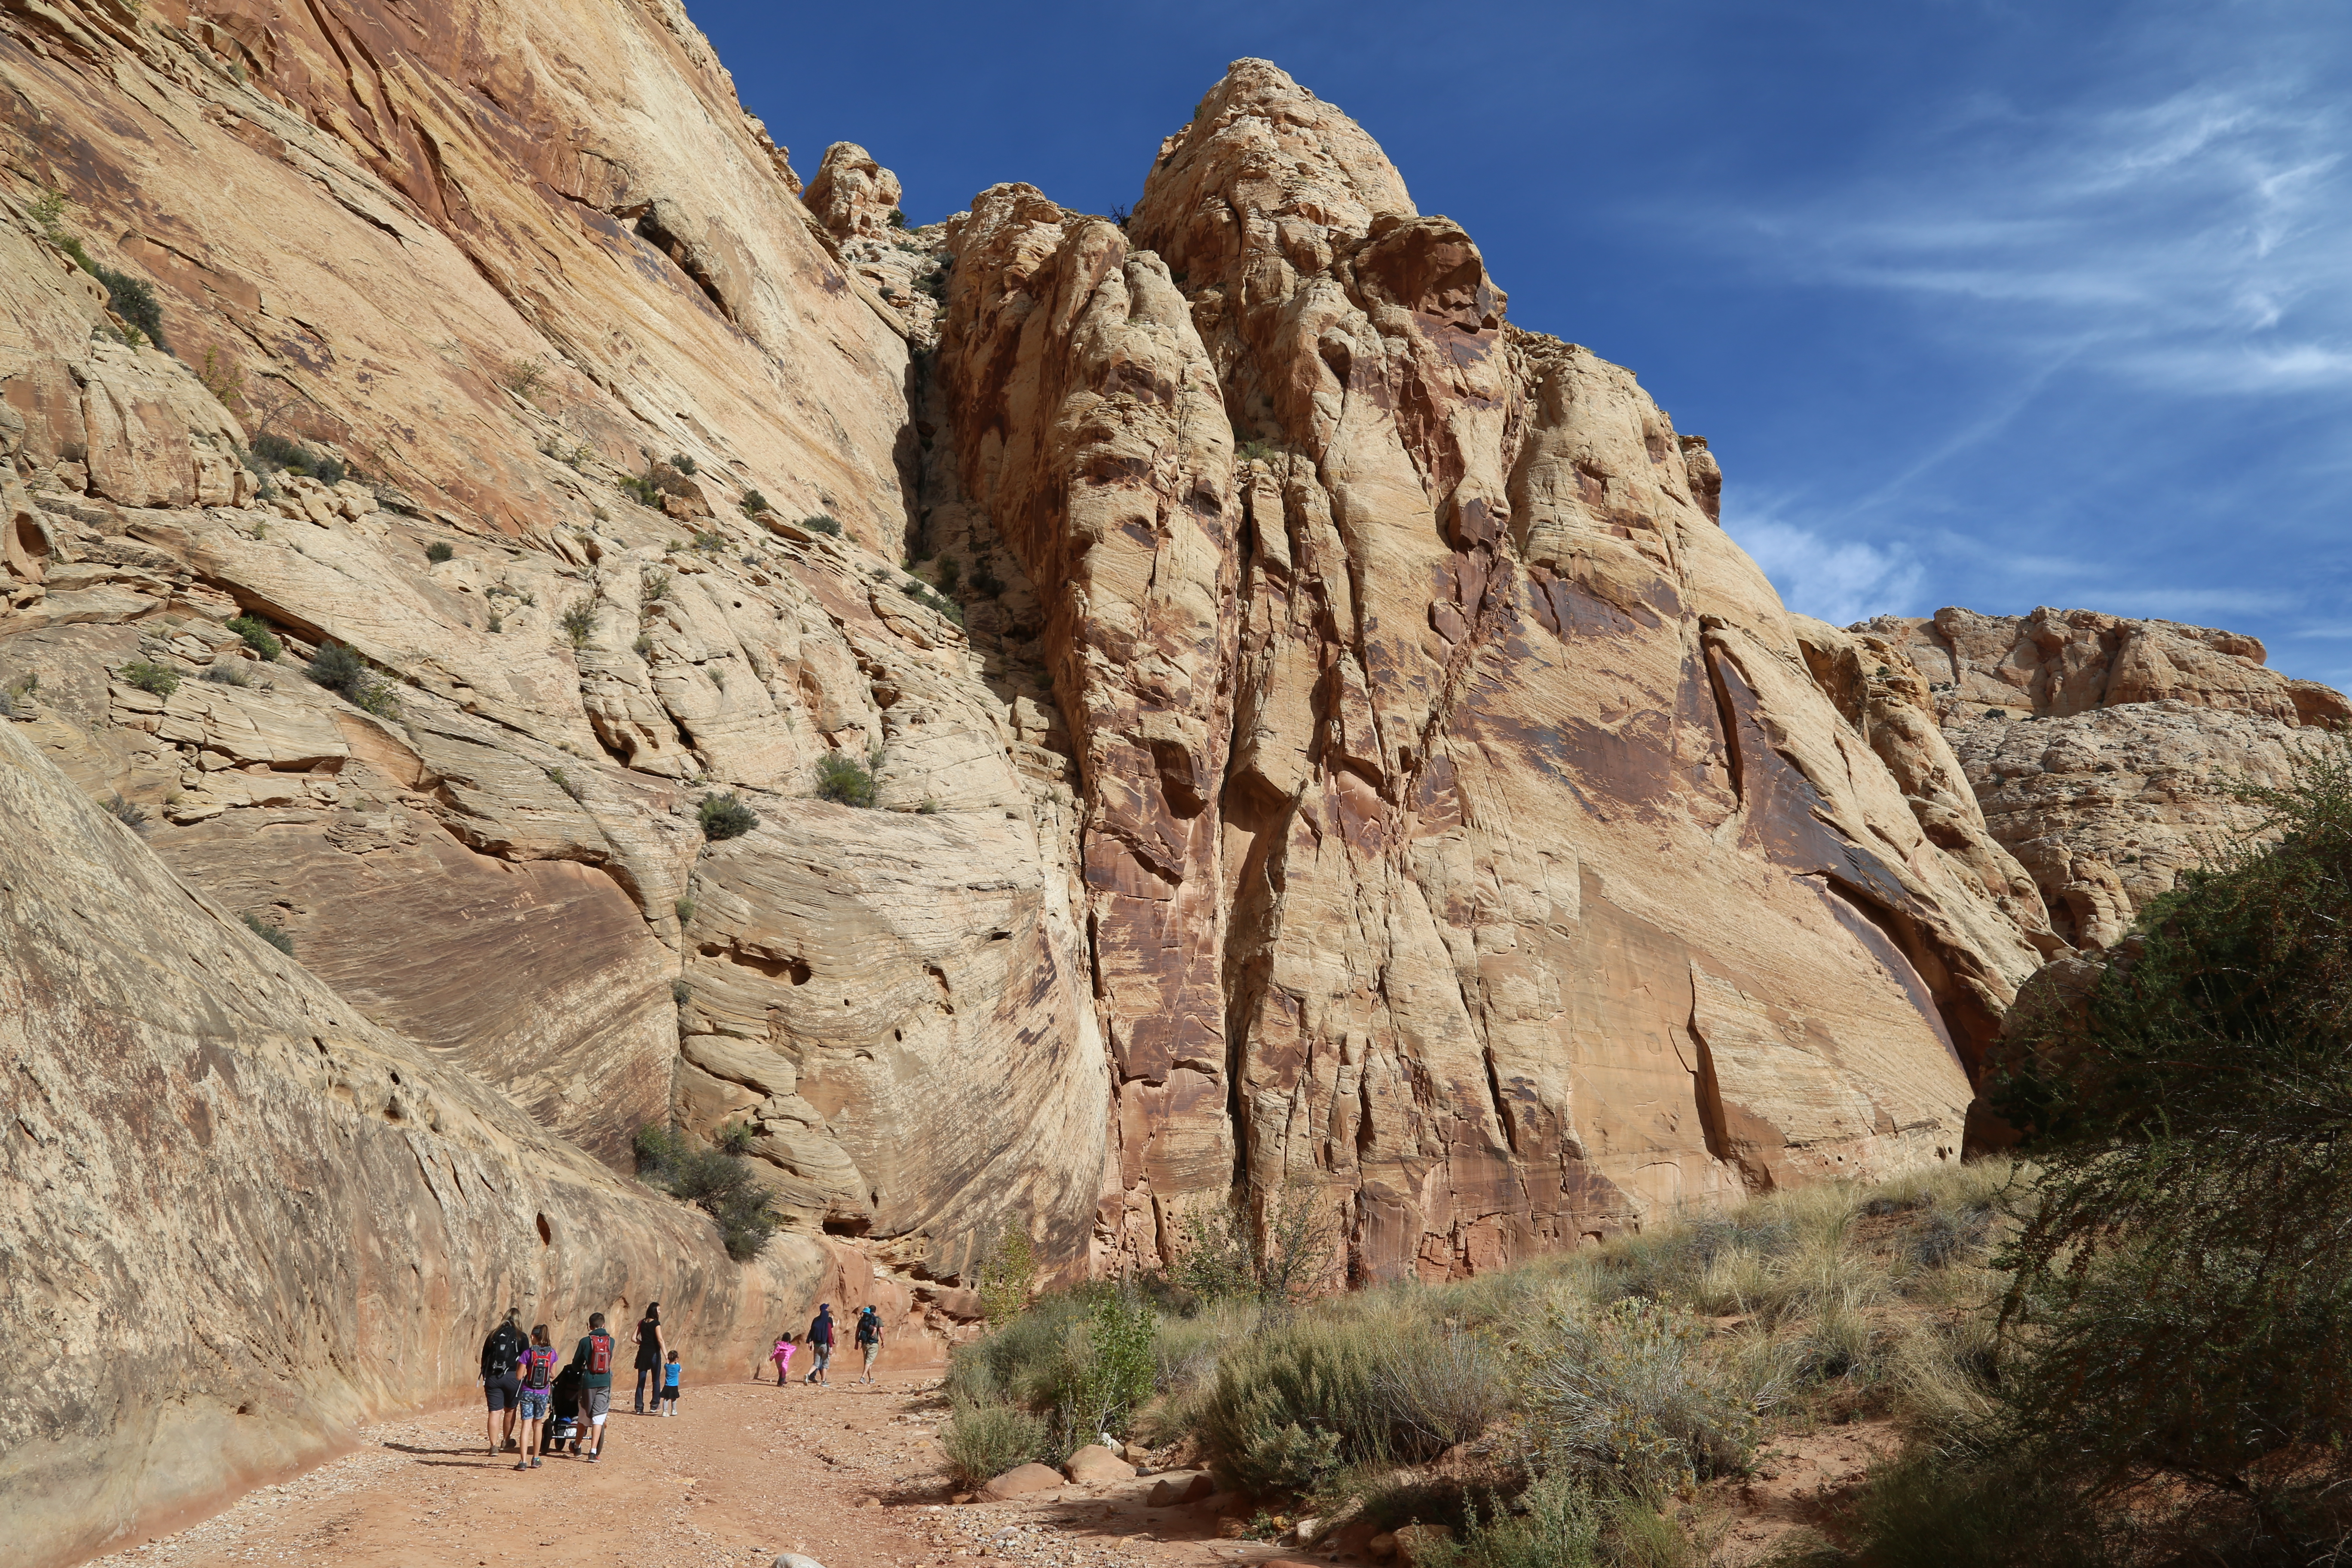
[83,1370,1314,1568]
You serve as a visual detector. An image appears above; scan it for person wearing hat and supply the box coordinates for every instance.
[802,1302,834,1387]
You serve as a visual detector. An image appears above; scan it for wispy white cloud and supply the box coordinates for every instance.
[1724,501,1923,626]
[1722,72,2352,397]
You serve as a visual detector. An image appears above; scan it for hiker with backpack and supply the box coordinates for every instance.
[630,1303,664,1414]
[803,1302,834,1387]
[480,1306,527,1459]
[513,1325,558,1470]
[854,1304,884,1384]
[567,1311,617,1461]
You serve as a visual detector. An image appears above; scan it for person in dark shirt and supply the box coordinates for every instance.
[630,1303,664,1414]
[479,1306,527,1459]
[802,1302,834,1387]
[854,1304,884,1384]
[567,1311,617,1461]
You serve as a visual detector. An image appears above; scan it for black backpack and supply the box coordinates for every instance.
[484,1323,525,1380]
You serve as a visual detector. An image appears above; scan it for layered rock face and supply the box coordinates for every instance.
[925,60,2052,1278]
[0,713,869,1568]
[9,12,2343,1558]
[1856,609,2345,949]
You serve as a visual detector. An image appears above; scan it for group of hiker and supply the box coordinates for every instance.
[767,1300,886,1388]
[477,1303,680,1470]
[477,1298,885,1470]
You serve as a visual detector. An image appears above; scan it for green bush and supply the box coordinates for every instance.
[239,912,294,956]
[105,793,149,828]
[803,513,842,537]
[815,751,879,808]
[99,267,165,349]
[546,766,584,801]
[693,530,725,552]
[740,489,769,516]
[674,895,696,924]
[559,600,594,648]
[1984,730,2352,1511]
[697,791,759,840]
[199,663,250,686]
[978,1218,1039,1326]
[643,570,671,601]
[943,1402,1047,1487]
[670,453,697,475]
[304,641,399,718]
[119,660,180,697]
[632,1123,778,1262]
[426,541,454,564]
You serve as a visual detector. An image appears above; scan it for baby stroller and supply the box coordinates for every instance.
[538,1364,584,1456]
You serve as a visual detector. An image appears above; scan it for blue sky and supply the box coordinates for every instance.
[693,0,2352,686]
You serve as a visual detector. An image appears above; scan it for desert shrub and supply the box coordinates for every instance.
[632,1122,777,1261]
[1197,1317,1393,1492]
[643,570,671,601]
[199,663,250,686]
[670,453,697,475]
[618,472,661,507]
[487,615,504,634]
[304,641,398,718]
[105,793,148,827]
[119,659,179,697]
[692,530,724,552]
[674,896,696,924]
[195,347,245,406]
[312,454,346,486]
[499,357,545,398]
[697,791,758,840]
[803,513,842,536]
[1413,1471,1712,1568]
[559,600,594,648]
[815,750,879,808]
[1170,1179,1341,1313]
[633,634,653,658]
[546,766,584,801]
[1981,730,2352,1508]
[1779,1450,2117,1568]
[425,541,454,564]
[935,555,961,591]
[1519,1296,1771,1496]
[978,1218,1040,1326]
[943,1402,1047,1487]
[1378,1329,1509,1457]
[239,912,294,956]
[739,489,769,516]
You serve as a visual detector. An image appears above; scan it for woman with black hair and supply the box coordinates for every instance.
[631,1303,664,1414]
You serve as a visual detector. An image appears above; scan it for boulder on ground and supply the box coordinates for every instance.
[1064,1445,1136,1483]
[1147,1470,1216,1507]
[980,1463,1064,1501]
[1393,1524,1453,1566]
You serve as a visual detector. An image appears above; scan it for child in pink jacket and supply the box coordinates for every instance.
[769,1334,795,1387]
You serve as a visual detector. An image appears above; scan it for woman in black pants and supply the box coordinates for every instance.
[631,1303,664,1414]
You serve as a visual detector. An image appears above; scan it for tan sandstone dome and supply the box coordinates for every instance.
[2,9,2343,1564]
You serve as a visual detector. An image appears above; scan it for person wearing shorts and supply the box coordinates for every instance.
[803,1302,834,1387]
[514,1325,558,1470]
[854,1305,883,1384]
[480,1306,526,1458]
[567,1311,617,1461]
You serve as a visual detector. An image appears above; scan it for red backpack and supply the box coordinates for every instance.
[523,1346,556,1390]
[587,1331,612,1375]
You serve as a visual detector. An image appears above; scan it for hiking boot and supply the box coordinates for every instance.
[530,1457,542,1468]
[513,1461,527,1471]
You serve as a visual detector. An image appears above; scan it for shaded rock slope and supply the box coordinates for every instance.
[2,7,2344,1560]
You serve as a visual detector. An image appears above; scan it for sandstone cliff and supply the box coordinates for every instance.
[5,8,2341,1560]
[1853,608,2346,949]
